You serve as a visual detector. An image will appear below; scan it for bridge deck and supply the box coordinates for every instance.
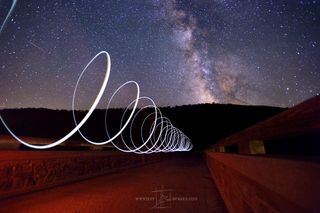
[0,155,226,213]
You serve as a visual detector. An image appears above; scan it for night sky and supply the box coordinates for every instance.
[0,0,319,109]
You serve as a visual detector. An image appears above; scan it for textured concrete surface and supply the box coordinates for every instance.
[206,152,320,213]
[0,155,226,213]
[0,150,164,199]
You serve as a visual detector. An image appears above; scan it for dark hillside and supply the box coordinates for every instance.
[0,104,285,151]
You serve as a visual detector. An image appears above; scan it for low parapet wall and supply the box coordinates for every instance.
[206,152,320,213]
[206,97,320,212]
[0,151,167,200]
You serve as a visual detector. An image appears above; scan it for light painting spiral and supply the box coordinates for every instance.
[0,0,192,153]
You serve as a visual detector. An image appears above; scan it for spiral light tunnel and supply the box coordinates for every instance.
[0,0,192,153]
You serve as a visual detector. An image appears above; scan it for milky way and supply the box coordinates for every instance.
[0,0,319,109]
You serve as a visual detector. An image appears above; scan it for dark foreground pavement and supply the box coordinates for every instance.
[0,154,227,213]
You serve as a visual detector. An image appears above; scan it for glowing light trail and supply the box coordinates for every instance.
[0,0,192,152]
[0,51,111,149]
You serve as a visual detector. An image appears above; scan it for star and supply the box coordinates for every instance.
[0,0,319,109]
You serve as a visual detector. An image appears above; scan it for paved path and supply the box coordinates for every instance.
[0,155,227,213]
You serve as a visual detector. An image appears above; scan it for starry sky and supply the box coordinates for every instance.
[0,0,319,109]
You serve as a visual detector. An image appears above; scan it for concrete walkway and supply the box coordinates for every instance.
[0,155,227,213]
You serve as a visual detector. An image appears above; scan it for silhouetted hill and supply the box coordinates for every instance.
[0,104,285,151]
[161,104,285,151]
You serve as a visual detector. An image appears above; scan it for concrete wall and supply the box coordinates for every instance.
[206,152,320,213]
[210,97,320,154]
[0,151,167,199]
[206,97,320,212]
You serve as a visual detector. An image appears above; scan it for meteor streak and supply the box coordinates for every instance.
[0,0,17,33]
[29,41,46,53]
